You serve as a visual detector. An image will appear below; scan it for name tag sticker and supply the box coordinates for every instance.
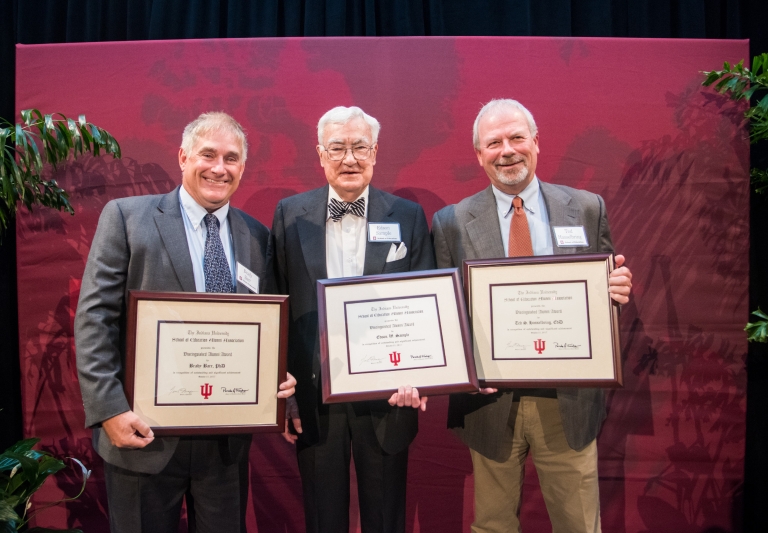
[553,226,589,247]
[368,223,401,242]
[236,262,260,293]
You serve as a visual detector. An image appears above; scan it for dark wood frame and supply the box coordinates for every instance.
[317,268,478,403]
[125,291,289,436]
[464,253,623,389]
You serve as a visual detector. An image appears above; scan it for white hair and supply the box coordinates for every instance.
[317,106,381,145]
[181,111,248,162]
[472,99,538,149]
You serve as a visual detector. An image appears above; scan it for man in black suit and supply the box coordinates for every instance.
[269,106,435,533]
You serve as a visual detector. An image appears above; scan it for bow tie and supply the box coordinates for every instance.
[329,197,366,222]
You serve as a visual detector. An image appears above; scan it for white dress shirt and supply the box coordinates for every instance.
[326,186,369,279]
[492,177,553,256]
[179,186,236,291]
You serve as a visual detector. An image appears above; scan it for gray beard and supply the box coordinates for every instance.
[495,166,528,187]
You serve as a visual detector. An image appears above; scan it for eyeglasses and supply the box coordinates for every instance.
[321,144,374,161]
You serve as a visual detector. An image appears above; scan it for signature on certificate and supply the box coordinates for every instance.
[506,342,526,350]
[554,342,581,349]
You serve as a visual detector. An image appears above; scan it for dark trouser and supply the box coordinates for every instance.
[104,437,248,533]
[297,402,409,533]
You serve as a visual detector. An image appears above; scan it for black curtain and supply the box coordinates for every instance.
[2,1,765,530]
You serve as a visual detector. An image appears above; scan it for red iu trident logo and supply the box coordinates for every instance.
[389,351,401,366]
[533,339,546,354]
[200,383,213,399]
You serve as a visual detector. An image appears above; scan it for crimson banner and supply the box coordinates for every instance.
[16,36,748,532]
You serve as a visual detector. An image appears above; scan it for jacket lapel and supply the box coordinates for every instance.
[465,186,505,259]
[539,181,579,256]
[228,209,256,294]
[154,187,196,292]
[297,185,329,282]
[363,187,397,275]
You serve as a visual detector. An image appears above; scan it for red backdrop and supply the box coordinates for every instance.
[16,36,749,532]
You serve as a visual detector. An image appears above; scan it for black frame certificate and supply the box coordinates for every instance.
[317,269,478,403]
[125,291,289,436]
[464,254,622,388]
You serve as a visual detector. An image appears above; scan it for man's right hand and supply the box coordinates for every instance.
[281,396,303,444]
[102,411,155,449]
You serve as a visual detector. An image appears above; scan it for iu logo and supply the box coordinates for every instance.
[200,383,213,399]
[389,351,401,366]
[533,339,546,354]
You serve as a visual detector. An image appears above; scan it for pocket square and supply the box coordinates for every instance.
[386,242,408,262]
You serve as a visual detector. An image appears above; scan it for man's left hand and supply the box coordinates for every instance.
[388,385,428,411]
[609,254,633,305]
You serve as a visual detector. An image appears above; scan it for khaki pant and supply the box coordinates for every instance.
[471,396,601,533]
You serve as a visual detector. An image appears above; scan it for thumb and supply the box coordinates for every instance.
[132,416,154,439]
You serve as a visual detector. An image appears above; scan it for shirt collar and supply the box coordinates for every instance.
[180,185,230,230]
[491,176,540,218]
[327,185,370,220]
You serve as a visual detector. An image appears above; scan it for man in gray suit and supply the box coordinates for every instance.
[75,112,296,533]
[432,99,632,533]
[269,106,434,533]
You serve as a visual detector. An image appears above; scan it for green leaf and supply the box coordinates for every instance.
[2,439,40,456]
[746,307,768,342]
[751,168,768,194]
[0,498,21,524]
[715,75,734,92]
[744,85,762,101]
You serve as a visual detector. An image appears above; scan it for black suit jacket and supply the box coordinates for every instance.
[268,185,435,454]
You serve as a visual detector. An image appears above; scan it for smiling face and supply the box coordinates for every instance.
[179,131,245,212]
[475,107,539,195]
[317,117,377,202]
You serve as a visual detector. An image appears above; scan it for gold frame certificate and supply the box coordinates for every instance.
[464,254,622,388]
[317,269,478,403]
[125,291,289,435]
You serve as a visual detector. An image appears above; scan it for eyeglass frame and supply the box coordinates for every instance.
[319,143,376,161]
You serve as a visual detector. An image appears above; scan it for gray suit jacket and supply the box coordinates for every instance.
[75,186,270,474]
[268,185,435,454]
[432,182,614,460]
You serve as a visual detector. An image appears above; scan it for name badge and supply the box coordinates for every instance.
[236,262,260,293]
[553,226,589,247]
[368,223,401,242]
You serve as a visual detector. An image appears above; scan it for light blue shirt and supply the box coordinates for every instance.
[492,177,553,256]
[179,186,236,292]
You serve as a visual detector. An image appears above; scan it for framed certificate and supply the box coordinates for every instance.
[125,291,289,436]
[464,254,622,388]
[317,269,478,403]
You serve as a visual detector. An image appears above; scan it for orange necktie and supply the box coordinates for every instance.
[508,196,533,257]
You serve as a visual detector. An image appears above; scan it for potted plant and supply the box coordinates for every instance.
[1,109,120,234]
[0,110,120,532]
[703,53,768,342]
[0,438,89,533]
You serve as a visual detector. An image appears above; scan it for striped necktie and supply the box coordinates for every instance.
[329,197,366,222]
